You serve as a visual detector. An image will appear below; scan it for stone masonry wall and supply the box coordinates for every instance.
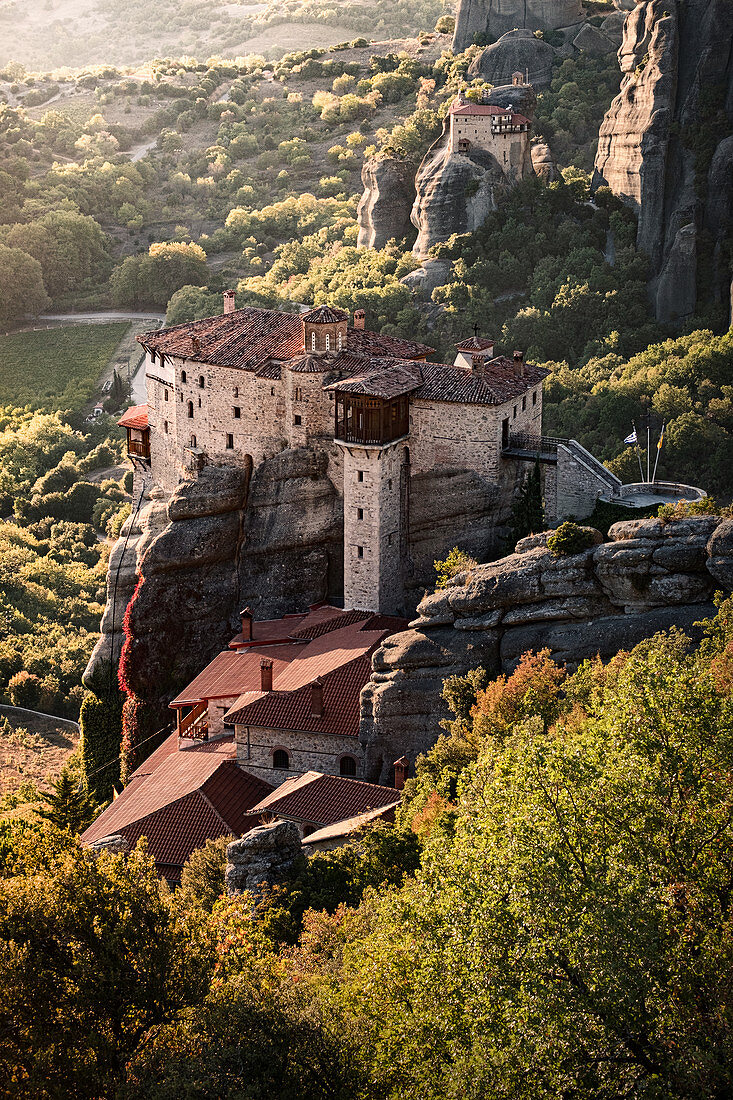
[359,516,733,783]
[235,723,361,785]
[546,443,608,522]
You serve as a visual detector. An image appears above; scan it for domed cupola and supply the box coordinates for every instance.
[301,304,348,354]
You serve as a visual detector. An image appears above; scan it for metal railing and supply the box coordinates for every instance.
[503,432,569,456]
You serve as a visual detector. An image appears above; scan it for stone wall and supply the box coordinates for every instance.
[235,723,361,785]
[545,442,609,522]
[359,516,733,783]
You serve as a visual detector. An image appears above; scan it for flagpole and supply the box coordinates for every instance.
[652,422,664,483]
[633,420,644,481]
[646,424,650,483]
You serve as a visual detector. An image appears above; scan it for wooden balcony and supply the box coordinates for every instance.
[126,427,151,462]
[335,394,409,446]
[178,702,209,741]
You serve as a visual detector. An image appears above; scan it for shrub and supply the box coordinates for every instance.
[8,671,43,710]
[434,547,478,589]
[658,496,726,521]
[547,521,596,557]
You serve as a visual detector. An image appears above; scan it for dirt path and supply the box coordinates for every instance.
[0,705,79,797]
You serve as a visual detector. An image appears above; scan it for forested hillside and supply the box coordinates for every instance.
[3,602,733,1097]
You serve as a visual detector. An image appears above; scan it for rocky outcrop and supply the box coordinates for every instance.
[411,104,533,260]
[572,23,614,56]
[593,0,733,322]
[467,29,555,90]
[531,141,559,181]
[453,0,584,52]
[356,155,416,249]
[225,821,302,897]
[360,515,733,782]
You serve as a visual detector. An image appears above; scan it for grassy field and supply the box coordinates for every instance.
[0,323,130,411]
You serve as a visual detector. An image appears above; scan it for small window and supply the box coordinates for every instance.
[198,375,205,388]
[273,749,289,770]
[190,434,197,448]
[533,390,537,406]
[164,388,169,401]
[357,507,364,520]
[357,471,364,483]
[181,370,187,383]
[513,405,517,419]
[337,330,343,350]
[226,433,234,450]
[271,387,275,396]
[163,420,169,434]
[294,387,302,402]
[187,401,194,418]
[387,478,392,490]
[198,397,201,408]
[234,386,239,398]
[325,333,330,351]
[294,414,302,426]
[387,532,393,545]
[522,395,527,411]
[233,406,241,419]
[180,392,184,402]
[311,331,316,351]
[357,545,364,559]
[340,755,357,777]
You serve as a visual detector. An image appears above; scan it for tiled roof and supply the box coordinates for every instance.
[302,304,348,324]
[138,306,433,372]
[81,738,274,874]
[304,802,398,845]
[249,771,401,827]
[270,624,386,693]
[416,358,548,405]
[289,607,373,640]
[326,359,423,399]
[229,612,310,648]
[169,645,302,706]
[455,336,495,352]
[118,404,149,430]
[449,102,531,125]
[227,653,373,737]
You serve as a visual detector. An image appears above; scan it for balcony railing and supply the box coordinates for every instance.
[127,438,151,459]
[178,702,208,741]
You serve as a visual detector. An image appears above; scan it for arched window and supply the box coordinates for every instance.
[337,330,342,350]
[234,386,239,398]
[273,749,289,770]
[190,434,197,448]
[325,333,330,351]
[311,331,316,351]
[339,755,357,777]
[181,370,187,383]
[187,401,194,418]
[198,375,205,388]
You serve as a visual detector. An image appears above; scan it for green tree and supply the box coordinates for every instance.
[111,242,208,309]
[0,244,49,328]
[37,769,101,833]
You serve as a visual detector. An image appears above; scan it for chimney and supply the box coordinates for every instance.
[223,289,236,314]
[513,350,525,378]
[353,308,366,330]
[393,756,409,791]
[260,658,273,693]
[471,353,486,378]
[310,677,324,717]
[191,335,200,354]
[239,607,253,641]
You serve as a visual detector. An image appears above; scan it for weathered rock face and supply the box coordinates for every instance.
[356,155,416,250]
[360,515,733,782]
[225,821,302,897]
[531,141,559,181]
[593,0,733,322]
[467,29,555,89]
[453,0,584,52]
[411,116,533,260]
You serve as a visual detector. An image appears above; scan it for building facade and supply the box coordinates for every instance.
[132,302,547,615]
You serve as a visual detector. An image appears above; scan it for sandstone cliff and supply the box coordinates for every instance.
[411,107,534,261]
[467,28,556,90]
[359,516,733,782]
[593,0,733,322]
[356,155,416,249]
[453,0,584,53]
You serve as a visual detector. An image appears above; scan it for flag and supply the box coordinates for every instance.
[657,424,665,450]
[624,429,637,445]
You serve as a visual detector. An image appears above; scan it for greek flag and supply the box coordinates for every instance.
[624,429,637,445]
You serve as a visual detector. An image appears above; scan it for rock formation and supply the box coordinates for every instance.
[453,0,584,52]
[356,154,416,249]
[467,29,556,90]
[225,821,302,897]
[411,89,534,261]
[531,141,559,181]
[360,515,733,782]
[593,0,733,322]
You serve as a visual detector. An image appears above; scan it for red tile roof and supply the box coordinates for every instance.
[302,304,348,324]
[81,738,273,875]
[304,802,398,845]
[137,306,433,372]
[118,404,149,430]
[455,336,495,352]
[326,359,423,400]
[416,358,548,405]
[169,645,302,706]
[449,102,531,125]
[249,771,401,827]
